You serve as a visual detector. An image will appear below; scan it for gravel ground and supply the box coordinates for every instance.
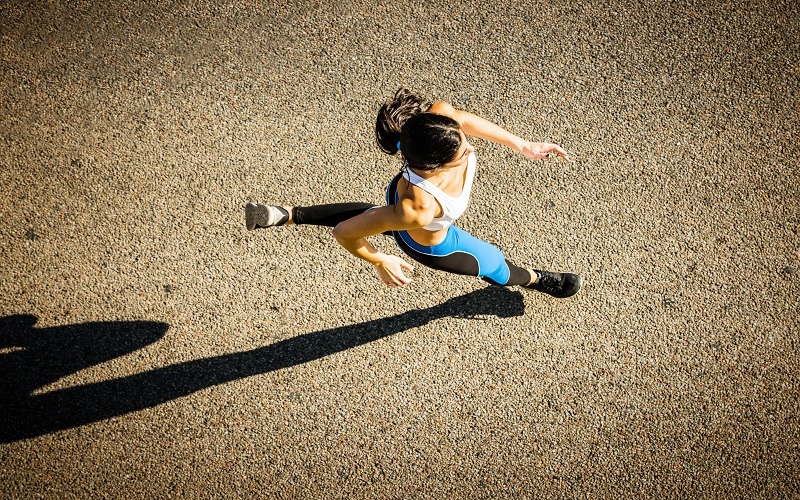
[1,0,798,497]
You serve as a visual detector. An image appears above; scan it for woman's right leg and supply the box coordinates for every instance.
[292,203,378,227]
[246,202,378,230]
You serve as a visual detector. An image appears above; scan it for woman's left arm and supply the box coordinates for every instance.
[428,101,571,162]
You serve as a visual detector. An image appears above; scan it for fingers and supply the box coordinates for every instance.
[393,269,413,287]
[539,144,570,162]
[383,273,411,288]
[380,276,395,287]
[376,260,413,288]
[528,142,571,162]
[390,260,414,287]
[550,144,571,162]
[380,274,402,287]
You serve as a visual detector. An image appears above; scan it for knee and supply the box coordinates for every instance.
[481,256,511,285]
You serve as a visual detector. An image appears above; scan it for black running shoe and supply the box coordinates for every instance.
[525,270,582,298]
[245,203,289,230]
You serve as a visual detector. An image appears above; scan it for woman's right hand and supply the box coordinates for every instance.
[373,255,415,288]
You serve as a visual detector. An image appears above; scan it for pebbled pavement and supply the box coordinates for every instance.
[1,0,798,497]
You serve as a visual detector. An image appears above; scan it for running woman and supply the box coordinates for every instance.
[246,88,582,298]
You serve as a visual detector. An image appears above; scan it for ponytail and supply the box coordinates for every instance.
[375,88,431,155]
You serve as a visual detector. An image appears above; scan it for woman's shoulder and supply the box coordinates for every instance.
[427,101,462,125]
[396,181,439,224]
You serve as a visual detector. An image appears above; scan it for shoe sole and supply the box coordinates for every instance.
[245,202,266,231]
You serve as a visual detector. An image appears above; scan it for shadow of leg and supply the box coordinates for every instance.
[1,286,524,442]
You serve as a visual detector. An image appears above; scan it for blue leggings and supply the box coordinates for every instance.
[292,175,532,286]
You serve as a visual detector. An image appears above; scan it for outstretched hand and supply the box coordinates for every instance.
[373,255,415,288]
[520,142,571,162]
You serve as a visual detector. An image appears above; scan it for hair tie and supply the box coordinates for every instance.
[396,141,401,152]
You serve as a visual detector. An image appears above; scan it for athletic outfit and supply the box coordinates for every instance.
[292,152,533,287]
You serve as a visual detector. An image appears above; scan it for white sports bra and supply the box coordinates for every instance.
[403,152,477,231]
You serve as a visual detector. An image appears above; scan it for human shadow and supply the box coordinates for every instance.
[1,286,525,443]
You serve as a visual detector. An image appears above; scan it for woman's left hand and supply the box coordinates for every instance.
[520,142,571,162]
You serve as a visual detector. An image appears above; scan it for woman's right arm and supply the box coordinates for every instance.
[331,199,435,287]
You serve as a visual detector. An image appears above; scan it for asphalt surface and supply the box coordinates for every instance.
[1,0,799,497]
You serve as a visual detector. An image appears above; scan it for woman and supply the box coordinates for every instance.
[246,88,581,298]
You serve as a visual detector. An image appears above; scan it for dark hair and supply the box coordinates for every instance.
[375,87,431,155]
[399,113,461,170]
[375,88,461,170]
